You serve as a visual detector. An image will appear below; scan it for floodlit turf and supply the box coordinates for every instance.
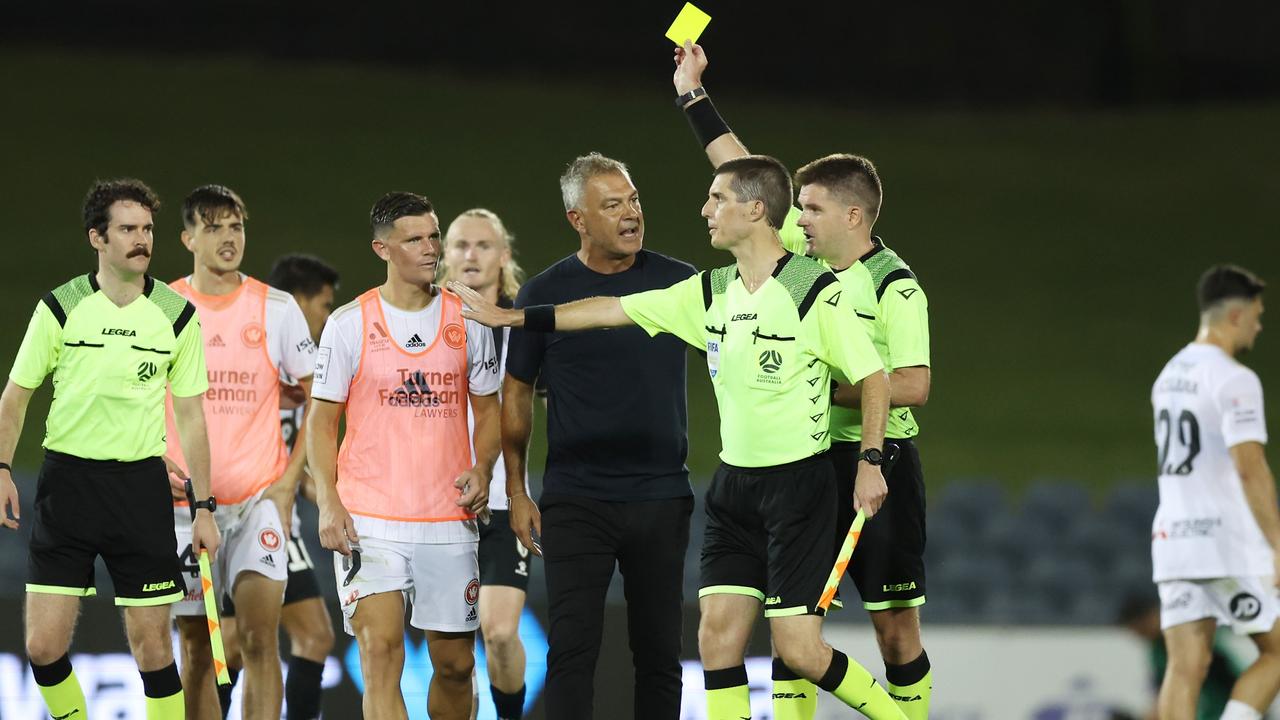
[1,50,1277,499]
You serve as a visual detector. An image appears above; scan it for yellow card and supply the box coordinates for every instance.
[665,2,711,46]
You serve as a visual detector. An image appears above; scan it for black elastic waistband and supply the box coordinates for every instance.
[44,450,162,471]
[720,451,831,476]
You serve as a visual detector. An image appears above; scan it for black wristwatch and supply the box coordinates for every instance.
[859,448,885,466]
[675,86,708,108]
[193,496,217,514]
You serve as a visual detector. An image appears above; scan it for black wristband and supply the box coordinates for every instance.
[684,95,732,149]
[0,462,10,474]
[524,304,556,333]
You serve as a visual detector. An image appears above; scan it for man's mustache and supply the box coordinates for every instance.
[126,247,151,258]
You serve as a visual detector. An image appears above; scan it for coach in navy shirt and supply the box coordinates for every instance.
[502,152,696,719]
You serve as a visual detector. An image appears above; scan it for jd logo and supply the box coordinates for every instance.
[758,350,782,374]
[1231,592,1262,621]
[137,361,157,382]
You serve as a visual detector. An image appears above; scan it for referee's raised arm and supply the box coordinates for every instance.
[674,41,749,168]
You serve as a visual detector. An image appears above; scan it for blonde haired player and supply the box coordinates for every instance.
[1152,265,1280,720]
[444,208,533,720]
[309,192,501,720]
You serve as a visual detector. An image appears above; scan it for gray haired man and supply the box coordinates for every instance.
[502,153,697,718]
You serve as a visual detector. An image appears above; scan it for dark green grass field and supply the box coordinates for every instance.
[2,50,1277,501]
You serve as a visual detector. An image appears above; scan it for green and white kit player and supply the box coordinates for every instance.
[0,179,220,720]
[672,41,934,720]
[451,155,907,720]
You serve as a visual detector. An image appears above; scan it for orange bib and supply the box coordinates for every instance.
[166,277,286,505]
[337,289,473,523]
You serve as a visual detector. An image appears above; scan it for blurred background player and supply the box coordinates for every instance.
[309,191,500,720]
[672,42,935,720]
[1119,592,1245,720]
[451,154,901,720]
[1151,265,1280,720]
[442,209,534,720]
[501,153,697,719]
[164,185,317,720]
[263,252,342,720]
[0,178,219,720]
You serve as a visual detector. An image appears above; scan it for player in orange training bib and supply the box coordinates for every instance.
[163,185,316,720]
[308,191,500,720]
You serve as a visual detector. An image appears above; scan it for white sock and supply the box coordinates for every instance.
[1221,699,1262,720]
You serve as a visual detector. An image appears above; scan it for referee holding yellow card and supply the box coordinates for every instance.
[452,153,904,720]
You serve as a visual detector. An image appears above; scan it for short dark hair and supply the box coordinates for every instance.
[794,153,883,225]
[267,254,340,298]
[182,184,248,230]
[714,155,793,229]
[370,191,435,238]
[1198,264,1266,312]
[82,178,161,236]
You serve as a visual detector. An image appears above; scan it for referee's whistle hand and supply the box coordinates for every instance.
[853,465,888,518]
[1,474,19,530]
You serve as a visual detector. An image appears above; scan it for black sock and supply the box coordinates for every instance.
[817,649,850,693]
[885,650,931,687]
[286,657,326,720]
[30,653,74,686]
[490,683,526,719]
[217,667,240,719]
[139,662,183,698]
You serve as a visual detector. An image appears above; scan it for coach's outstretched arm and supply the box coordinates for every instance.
[449,282,633,332]
[0,380,33,530]
[1232,441,1280,584]
[673,41,749,168]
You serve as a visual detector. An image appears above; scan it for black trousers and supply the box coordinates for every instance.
[540,492,694,720]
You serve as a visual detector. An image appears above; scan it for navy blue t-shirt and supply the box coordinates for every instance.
[506,249,696,501]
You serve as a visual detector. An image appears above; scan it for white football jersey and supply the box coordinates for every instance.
[469,324,531,510]
[1151,343,1270,581]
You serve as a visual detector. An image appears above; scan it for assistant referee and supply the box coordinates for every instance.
[674,42,935,720]
[0,179,220,720]
[451,155,906,720]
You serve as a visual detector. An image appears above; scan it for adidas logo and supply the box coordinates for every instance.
[260,554,275,568]
[466,607,477,622]
[209,334,226,347]
[404,333,426,349]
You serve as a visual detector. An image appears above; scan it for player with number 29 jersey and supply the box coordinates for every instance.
[1151,343,1270,583]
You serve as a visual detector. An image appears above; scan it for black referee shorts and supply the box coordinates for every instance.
[832,439,927,611]
[479,509,532,591]
[27,451,186,606]
[699,453,837,618]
